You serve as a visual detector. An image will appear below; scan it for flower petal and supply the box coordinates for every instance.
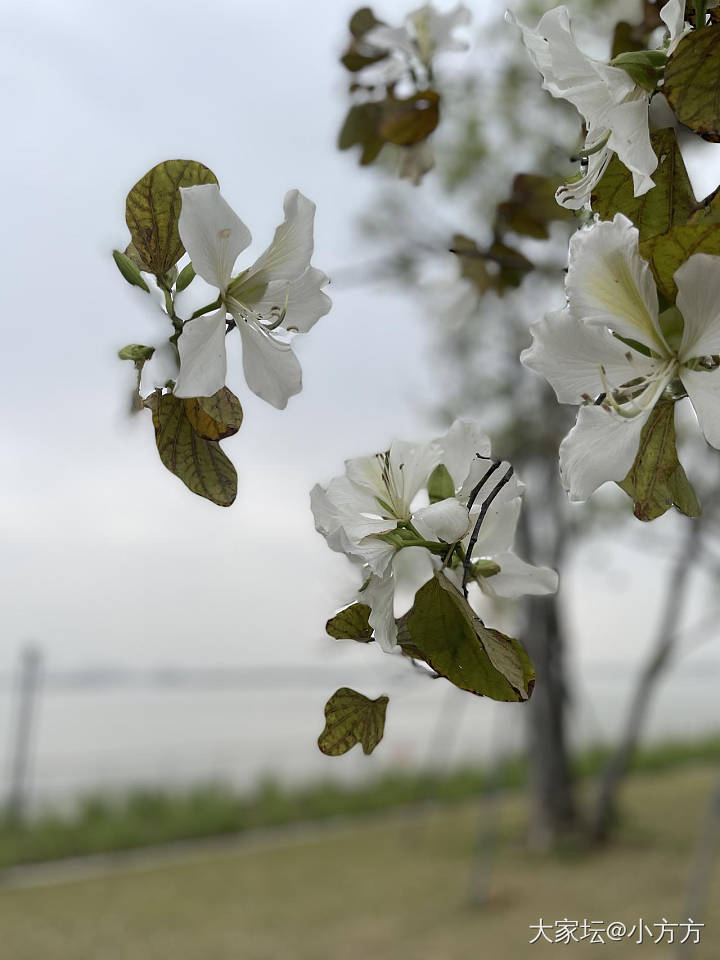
[566,214,666,354]
[434,419,492,491]
[481,552,558,598]
[468,496,522,558]
[521,307,658,404]
[555,142,612,210]
[661,0,689,53]
[365,570,398,652]
[458,459,523,505]
[243,190,316,285]
[423,3,472,56]
[604,95,656,197]
[559,403,654,501]
[236,319,302,409]
[412,498,470,543]
[178,185,251,292]
[508,7,635,119]
[346,440,440,518]
[680,367,720,449]
[676,253,720,360]
[174,308,227,398]
[365,24,417,59]
[238,266,331,334]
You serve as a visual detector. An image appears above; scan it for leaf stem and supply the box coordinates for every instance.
[462,465,515,597]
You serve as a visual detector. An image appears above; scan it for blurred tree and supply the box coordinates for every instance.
[339,0,673,848]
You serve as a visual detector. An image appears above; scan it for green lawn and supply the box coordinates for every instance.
[1,764,718,959]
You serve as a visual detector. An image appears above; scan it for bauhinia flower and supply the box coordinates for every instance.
[310,419,557,651]
[521,213,720,501]
[366,3,471,72]
[507,1,686,209]
[174,185,331,408]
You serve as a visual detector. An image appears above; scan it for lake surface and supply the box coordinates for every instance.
[1,656,718,811]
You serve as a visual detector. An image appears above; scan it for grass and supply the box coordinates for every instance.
[1,734,720,869]
[0,762,718,959]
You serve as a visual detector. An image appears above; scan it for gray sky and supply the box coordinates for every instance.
[2,0,720,690]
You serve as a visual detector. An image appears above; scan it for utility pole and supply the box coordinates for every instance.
[6,644,43,822]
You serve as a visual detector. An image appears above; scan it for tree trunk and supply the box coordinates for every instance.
[517,466,576,850]
[589,515,702,843]
[522,592,577,849]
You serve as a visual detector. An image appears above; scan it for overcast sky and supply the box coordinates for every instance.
[2,0,720,692]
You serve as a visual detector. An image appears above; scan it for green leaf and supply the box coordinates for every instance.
[495,174,573,240]
[175,262,195,293]
[641,219,720,300]
[349,7,383,38]
[125,160,218,274]
[151,393,237,506]
[378,90,440,147]
[592,129,698,243]
[340,8,388,72]
[338,103,386,165]
[402,571,534,701]
[113,249,150,292]
[450,234,533,296]
[183,387,244,441]
[118,343,155,362]
[427,464,455,504]
[618,397,700,521]
[326,603,374,641]
[665,25,720,142]
[318,688,388,756]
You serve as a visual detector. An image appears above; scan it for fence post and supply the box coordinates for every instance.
[6,644,43,822]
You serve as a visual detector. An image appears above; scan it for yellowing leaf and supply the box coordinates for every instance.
[326,603,374,641]
[318,688,389,756]
[665,26,720,142]
[593,129,698,243]
[183,387,244,441]
[152,393,237,507]
[618,398,700,521]
[125,160,218,274]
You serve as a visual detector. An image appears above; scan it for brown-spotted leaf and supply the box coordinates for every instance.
[126,160,218,274]
[318,688,388,756]
[326,603,374,642]
[593,129,698,243]
[152,393,237,506]
[618,397,700,520]
[665,25,720,142]
[183,388,244,441]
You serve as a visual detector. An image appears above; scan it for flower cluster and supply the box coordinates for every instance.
[508,1,686,208]
[175,185,331,408]
[521,214,720,500]
[311,418,557,651]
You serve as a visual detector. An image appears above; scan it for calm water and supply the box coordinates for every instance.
[1,656,719,811]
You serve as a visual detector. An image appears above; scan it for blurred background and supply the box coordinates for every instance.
[1,0,719,956]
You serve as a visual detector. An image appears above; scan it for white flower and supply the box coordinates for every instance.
[174,185,331,408]
[367,3,471,70]
[311,438,445,651]
[433,420,558,600]
[521,213,720,501]
[507,2,685,209]
[311,419,558,651]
